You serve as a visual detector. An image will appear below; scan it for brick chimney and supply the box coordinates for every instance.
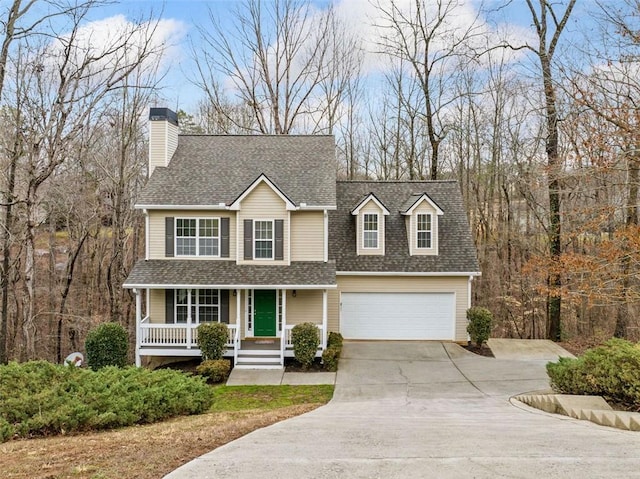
[148,107,178,178]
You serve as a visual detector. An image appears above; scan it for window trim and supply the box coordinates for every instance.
[416,213,432,249]
[362,213,379,249]
[175,217,220,257]
[174,288,220,324]
[253,219,275,260]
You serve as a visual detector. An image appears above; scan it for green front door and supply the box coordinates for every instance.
[254,290,277,336]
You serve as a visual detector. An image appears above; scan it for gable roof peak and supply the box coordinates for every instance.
[229,173,296,211]
[351,192,390,216]
[401,192,444,215]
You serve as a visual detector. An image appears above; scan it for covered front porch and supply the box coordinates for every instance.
[132,289,327,368]
[124,259,336,369]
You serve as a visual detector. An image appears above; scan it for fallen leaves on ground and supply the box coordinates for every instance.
[2,404,320,479]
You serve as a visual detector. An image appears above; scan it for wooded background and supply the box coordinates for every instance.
[1,0,638,363]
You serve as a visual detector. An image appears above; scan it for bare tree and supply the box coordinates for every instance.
[2,6,164,359]
[193,0,337,134]
[523,0,576,341]
[374,0,483,179]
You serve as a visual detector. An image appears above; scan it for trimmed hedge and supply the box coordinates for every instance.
[0,361,213,442]
[197,359,231,383]
[85,322,129,370]
[291,322,320,370]
[546,338,640,409]
[466,307,493,348]
[197,322,229,360]
[322,332,344,372]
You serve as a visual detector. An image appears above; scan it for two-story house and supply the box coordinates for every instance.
[124,108,481,368]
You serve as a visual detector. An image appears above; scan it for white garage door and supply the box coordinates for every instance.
[340,292,455,340]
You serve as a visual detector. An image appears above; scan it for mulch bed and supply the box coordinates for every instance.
[462,344,495,357]
[284,357,326,372]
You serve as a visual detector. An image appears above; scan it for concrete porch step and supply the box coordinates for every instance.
[234,363,284,370]
[236,355,282,364]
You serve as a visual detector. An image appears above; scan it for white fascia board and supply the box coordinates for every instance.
[336,271,482,277]
[297,205,337,211]
[135,204,229,210]
[351,194,390,216]
[123,283,338,290]
[402,194,444,216]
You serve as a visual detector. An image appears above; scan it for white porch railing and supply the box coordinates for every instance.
[283,324,324,352]
[139,318,237,350]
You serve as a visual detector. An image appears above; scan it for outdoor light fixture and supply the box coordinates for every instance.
[292,290,297,297]
[232,289,237,297]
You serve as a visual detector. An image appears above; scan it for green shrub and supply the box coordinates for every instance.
[291,322,320,370]
[0,361,213,442]
[327,331,343,348]
[85,322,129,370]
[196,359,231,383]
[322,332,344,372]
[546,338,640,409]
[197,322,229,360]
[466,307,493,348]
[322,345,340,372]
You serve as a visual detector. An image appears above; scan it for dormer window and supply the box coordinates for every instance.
[417,214,432,249]
[401,193,443,256]
[363,213,379,248]
[351,193,389,256]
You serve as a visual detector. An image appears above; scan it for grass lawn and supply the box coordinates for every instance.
[2,384,333,479]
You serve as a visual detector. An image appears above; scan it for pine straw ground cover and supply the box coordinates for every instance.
[2,385,333,479]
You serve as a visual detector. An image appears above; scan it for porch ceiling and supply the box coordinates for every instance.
[124,259,336,289]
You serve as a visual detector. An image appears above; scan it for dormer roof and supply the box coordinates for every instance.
[350,193,390,216]
[400,193,444,216]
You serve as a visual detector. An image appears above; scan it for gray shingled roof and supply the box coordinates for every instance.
[330,181,480,273]
[124,260,336,288]
[137,135,336,207]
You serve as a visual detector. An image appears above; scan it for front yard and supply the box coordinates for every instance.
[2,384,334,479]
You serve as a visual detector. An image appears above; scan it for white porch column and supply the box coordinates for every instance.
[322,289,328,349]
[282,289,287,338]
[186,288,192,348]
[134,288,142,367]
[236,289,241,341]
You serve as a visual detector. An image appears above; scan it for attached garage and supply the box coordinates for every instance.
[340,292,456,340]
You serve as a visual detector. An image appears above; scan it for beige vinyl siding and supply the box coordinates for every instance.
[357,202,385,256]
[284,289,323,326]
[149,289,166,324]
[328,275,470,342]
[238,182,289,265]
[148,121,178,176]
[147,210,236,260]
[148,289,238,325]
[409,202,438,256]
[290,211,324,261]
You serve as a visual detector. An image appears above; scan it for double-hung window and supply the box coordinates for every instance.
[417,213,432,248]
[363,213,378,249]
[176,218,219,256]
[175,289,219,324]
[254,220,274,259]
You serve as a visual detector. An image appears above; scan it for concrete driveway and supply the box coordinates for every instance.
[166,342,640,479]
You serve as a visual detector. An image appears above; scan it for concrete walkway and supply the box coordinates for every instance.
[226,368,336,386]
[167,341,640,479]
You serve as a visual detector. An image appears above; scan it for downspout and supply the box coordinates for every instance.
[467,276,473,342]
[323,209,328,263]
[144,209,149,260]
[134,288,142,367]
